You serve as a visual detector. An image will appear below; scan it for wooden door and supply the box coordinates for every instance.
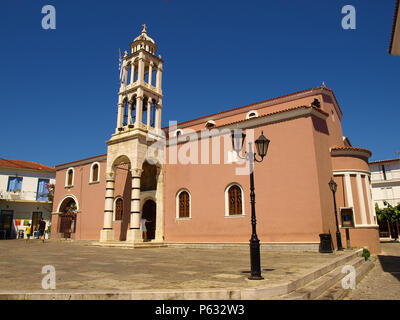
[142,200,156,240]
[0,211,13,239]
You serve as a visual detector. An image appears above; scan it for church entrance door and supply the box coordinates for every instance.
[142,200,156,240]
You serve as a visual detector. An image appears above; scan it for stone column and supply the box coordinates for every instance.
[124,66,128,86]
[148,63,153,86]
[130,63,135,84]
[100,172,115,242]
[126,168,143,242]
[155,103,162,129]
[156,63,163,90]
[116,103,124,130]
[138,56,145,85]
[135,96,144,128]
[146,99,152,129]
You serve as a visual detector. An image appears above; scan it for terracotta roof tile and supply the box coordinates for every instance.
[330,146,372,157]
[0,158,55,172]
[165,105,327,139]
[163,86,340,130]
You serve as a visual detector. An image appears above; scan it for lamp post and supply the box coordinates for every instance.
[231,129,270,280]
[329,178,343,251]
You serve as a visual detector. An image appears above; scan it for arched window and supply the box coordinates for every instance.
[114,198,123,221]
[205,120,216,129]
[66,168,74,187]
[175,129,183,137]
[90,162,100,183]
[246,110,259,120]
[176,190,190,218]
[92,164,99,182]
[225,184,244,216]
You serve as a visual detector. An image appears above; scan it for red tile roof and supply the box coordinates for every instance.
[0,158,55,172]
[330,146,372,157]
[163,86,341,130]
[215,105,329,129]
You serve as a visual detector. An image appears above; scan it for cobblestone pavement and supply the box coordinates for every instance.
[0,239,350,292]
[344,242,400,300]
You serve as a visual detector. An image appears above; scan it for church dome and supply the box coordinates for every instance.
[130,24,157,55]
[133,25,155,43]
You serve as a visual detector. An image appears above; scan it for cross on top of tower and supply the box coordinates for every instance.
[133,24,155,44]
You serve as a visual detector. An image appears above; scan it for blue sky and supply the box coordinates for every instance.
[0,0,399,166]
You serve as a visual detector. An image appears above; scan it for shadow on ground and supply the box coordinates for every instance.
[377,255,400,281]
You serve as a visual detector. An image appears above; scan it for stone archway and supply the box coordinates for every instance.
[139,160,164,242]
[58,197,77,239]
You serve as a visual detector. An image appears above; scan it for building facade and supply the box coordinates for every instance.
[0,159,55,239]
[369,158,400,238]
[51,26,381,253]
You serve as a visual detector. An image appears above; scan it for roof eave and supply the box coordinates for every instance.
[389,0,400,55]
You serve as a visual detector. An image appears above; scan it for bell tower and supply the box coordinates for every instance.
[116,23,163,132]
[100,25,165,243]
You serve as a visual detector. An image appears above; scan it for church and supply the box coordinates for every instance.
[50,26,381,253]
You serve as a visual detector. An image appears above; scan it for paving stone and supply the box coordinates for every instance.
[343,242,400,300]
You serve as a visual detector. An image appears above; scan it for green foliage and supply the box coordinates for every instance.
[375,201,400,224]
[362,248,370,261]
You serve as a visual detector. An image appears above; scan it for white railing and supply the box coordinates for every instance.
[0,190,49,202]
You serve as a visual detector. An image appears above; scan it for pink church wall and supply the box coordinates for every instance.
[164,113,332,244]
[51,157,106,240]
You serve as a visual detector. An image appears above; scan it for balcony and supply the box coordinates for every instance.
[0,190,49,202]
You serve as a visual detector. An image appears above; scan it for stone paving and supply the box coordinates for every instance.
[343,242,400,300]
[0,239,349,292]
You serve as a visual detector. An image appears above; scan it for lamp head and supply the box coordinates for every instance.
[255,131,270,159]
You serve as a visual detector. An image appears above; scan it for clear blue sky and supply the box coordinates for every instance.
[0,0,399,166]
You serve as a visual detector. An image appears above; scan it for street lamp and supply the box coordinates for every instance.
[329,178,343,251]
[231,129,270,280]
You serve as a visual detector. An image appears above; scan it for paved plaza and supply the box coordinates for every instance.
[0,240,347,291]
[0,240,398,299]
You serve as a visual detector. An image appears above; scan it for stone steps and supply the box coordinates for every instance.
[88,241,167,249]
[316,259,375,300]
[266,250,374,300]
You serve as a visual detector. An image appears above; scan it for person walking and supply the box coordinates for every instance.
[38,218,46,243]
[25,224,31,243]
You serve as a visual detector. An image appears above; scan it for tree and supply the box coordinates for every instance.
[376,201,400,239]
